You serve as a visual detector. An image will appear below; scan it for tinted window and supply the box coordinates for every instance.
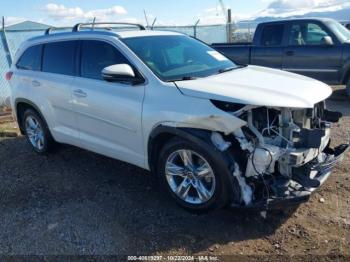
[122,35,237,82]
[42,41,77,76]
[289,23,329,45]
[16,45,42,71]
[261,25,284,46]
[81,40,129,80]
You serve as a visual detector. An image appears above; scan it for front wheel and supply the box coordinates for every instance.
[157,137,238,212]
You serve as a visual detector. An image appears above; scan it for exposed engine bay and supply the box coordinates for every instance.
[211,100,349,209]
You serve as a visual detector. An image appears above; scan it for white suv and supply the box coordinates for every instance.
[7,23,348,212]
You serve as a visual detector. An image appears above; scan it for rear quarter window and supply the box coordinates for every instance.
[42,41,78,76]
[260,24,284,46]
[16,45,43,71]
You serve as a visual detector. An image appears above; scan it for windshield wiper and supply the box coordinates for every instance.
[218,67,236,74]
[167,76,198,82]
[217,65,247,74]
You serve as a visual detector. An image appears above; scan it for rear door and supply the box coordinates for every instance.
[40,40,79,144]
[251,24,285,69]
[282,21,342,83]
[15,40,79,145]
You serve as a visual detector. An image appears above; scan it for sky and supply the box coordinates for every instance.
[2,0,350,27]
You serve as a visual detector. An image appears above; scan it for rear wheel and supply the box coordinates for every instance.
[22,109,55,154]
[157,137,238,212]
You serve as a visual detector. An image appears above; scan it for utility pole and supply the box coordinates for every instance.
[217,1,233,43]
[218,0,228,21]
[1,16,12,66]
[193,19,200,39]
[227,9,233,43]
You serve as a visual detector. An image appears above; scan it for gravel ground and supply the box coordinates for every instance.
[0,89,349,258]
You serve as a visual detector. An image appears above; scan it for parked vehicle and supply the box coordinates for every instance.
[6,23,349,212]
[212,18,350,96]
[341,21,350,30]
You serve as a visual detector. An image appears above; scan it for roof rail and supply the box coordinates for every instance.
[44,26,72,35]
[72,22,146,32]
[45,27,54,35]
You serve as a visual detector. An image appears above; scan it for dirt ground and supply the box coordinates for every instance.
[0,88,349,259]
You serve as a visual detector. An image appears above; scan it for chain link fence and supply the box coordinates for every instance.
[0,31,11,107]
[153,24,229,43]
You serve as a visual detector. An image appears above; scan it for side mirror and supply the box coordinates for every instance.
[321,36,334,46]
[102,64,144,85]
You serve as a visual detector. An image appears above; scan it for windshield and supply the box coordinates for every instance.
[122,35,237,82]
[326,20,350,42]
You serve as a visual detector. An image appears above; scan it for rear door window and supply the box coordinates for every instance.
[260,24,284,46]
[42,41,78,76]
[80,40,130,80]
[16,45,43,71]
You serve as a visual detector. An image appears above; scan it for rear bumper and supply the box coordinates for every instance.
[232,143,349,210]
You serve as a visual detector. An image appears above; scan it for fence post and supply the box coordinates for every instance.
[1,17,12,67]
[193,19,200,39]
[227,9,233,43]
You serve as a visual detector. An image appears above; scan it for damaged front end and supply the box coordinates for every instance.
[212,100,349,210]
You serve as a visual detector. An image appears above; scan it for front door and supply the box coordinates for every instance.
[71,40,146,167]
[282,21,342,84]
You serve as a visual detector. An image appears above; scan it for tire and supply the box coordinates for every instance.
[157,137,239,212]
[22,109,55,154]
[347,78,350,97]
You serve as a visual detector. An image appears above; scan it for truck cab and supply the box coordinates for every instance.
[213,18,350,89]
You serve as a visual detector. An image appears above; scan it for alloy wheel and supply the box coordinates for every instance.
[25,115,45,151]
[165,149,216,204]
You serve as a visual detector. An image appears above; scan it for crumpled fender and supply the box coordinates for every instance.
[159,113,246,136]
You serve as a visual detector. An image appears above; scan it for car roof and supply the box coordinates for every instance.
[27,29,183,43]
[13,29,185,62]
[117,30,183,38]
[259,17,336,26]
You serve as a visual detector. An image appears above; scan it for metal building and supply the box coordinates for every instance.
[0,20,51,106]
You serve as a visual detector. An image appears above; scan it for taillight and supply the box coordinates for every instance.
[5,71,13,81]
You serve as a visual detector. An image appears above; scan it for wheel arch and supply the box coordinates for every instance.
[15,98,46,134]
[148,124,243,206]
[147,125,216,175]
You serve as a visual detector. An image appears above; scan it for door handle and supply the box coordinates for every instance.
[32,80,41,87]
[285,50,294,56]
[73,89,87,98]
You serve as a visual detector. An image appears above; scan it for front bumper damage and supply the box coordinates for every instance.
[211,102,349,210]
[243,143,349,210]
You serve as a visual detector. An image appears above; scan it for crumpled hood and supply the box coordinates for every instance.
[175,65,332,108]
